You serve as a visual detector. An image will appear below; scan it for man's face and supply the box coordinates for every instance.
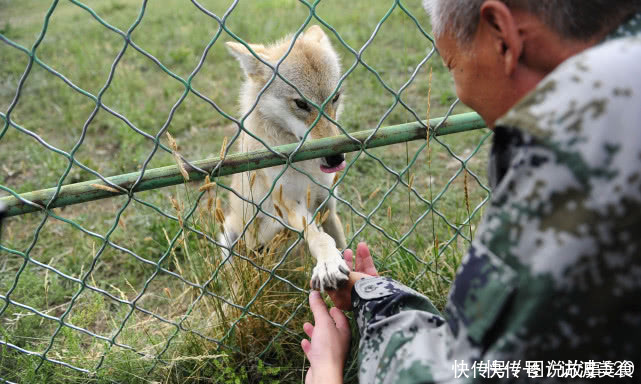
[435,33,520,128]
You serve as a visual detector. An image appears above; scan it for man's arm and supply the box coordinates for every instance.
[350,276,456,383]
[329,243,457,384]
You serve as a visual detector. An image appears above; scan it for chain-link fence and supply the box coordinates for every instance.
[0,0,492,382]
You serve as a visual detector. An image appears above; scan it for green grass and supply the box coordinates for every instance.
[0,0,491,383]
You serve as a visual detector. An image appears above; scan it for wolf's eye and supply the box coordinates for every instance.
[332,93,340,103]
[294,99,310,112]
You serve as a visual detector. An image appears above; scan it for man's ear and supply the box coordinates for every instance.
[479,0,523,76]
[225,42,269,79]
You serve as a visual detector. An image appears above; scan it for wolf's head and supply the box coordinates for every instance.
[226,25,345,173]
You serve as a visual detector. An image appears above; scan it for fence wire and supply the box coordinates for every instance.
[0,0,492,381]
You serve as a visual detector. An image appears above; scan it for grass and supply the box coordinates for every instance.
[0,0,492,383]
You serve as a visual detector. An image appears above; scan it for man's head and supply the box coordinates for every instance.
[423,0,641,127]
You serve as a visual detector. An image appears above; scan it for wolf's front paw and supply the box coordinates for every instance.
[311,257,350,292]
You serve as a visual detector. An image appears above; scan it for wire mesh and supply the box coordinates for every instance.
[0,0,492,381]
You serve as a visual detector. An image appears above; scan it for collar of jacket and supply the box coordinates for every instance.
[603,12,641,42]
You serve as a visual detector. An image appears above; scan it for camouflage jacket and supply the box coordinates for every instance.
[351,13,641,384]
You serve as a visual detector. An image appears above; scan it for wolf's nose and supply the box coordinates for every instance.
[324,154,345,168]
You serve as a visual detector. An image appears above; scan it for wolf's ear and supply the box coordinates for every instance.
[226,42,269,78]
[304,25,328,43]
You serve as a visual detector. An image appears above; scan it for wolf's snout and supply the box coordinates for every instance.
[320,154,346,174]
[325,154,344,168]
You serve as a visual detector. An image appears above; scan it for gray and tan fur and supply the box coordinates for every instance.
[220,25,350,291]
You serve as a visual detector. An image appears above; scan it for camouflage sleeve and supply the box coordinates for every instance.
[351,277,457,384]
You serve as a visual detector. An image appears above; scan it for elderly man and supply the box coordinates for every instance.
[300,1,641,383]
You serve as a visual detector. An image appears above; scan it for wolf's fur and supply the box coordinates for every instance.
[220,26,350,291]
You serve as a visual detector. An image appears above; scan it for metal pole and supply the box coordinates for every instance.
[0,201,6,241]
[0,112,486,217]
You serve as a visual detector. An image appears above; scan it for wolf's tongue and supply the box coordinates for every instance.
[320,161,346,174]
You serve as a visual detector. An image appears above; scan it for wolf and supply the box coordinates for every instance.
[220,25,351,291]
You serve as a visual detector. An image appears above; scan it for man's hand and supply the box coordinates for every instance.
[327,242,379,311]
[301,291,351,384]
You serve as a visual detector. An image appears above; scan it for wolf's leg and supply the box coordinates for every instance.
[323,212,347,249]
[218,211,243,261]
[274,194,349,291]
[306,224,350,291]
[246,212,284,250]
[321,199,347,250]
[219,209,285,257]
[220,171,268,258]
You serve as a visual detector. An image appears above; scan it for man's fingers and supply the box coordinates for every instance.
[303,322,314,338]
[301,338,311,355]
[305,367,313,384]
[329,307,350,332]
[356,242,378,276]
[308,291,331,323]
[343,249,354,271]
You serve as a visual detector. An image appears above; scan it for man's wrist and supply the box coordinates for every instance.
[348,272,371,289]
[348,272,375,310]
[327,272,376,311]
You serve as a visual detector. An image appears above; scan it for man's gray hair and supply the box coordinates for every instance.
[423,0,641,43]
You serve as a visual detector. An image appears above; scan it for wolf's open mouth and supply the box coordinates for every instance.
[320,161,346,174]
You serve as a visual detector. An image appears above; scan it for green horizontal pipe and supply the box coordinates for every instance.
[1,112,486,217]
